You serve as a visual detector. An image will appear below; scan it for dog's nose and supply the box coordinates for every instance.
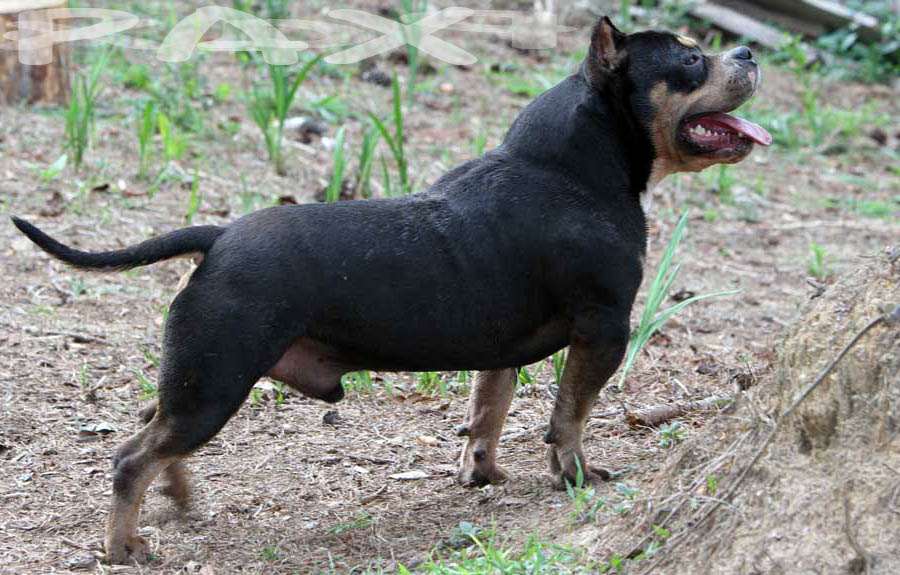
[731,46,753,61]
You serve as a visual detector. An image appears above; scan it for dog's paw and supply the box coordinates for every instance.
[547,445,611,490]
[457,459,509,488]
[551,465,611,491]
[106,535,150,565]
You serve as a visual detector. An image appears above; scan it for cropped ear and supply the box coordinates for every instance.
[585,16,626,87]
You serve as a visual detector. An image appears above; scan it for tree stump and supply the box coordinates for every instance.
[0,1,70,106]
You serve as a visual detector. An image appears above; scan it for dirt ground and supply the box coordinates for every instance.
[1,2,898,573]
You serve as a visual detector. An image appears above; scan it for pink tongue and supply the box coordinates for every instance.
[701,112,773,146]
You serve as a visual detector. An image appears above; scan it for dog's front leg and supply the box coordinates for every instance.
[544,326,627,489]
[456,369,516,487]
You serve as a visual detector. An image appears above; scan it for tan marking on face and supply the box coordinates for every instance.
[676,35,698,48]
[646,54,752,185]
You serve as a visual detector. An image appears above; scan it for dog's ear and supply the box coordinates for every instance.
[585,16,626,87]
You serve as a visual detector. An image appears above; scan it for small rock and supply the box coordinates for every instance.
[360,66,392,87]
[65,553,98,571]
[389,470,430,480]
[284,116,326,144]
[416,435,439,446]
[79,422,116,436]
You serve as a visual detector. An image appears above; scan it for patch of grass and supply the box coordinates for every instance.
[612,482,640,516]
[551,349,566,387]
[134,370,157,400]
[564,458,605,524]
[822,195,899,219]
[516,366,535,386]
[330,511,374,535]
[157,112,187,162]
[412,528,594,574]
[326,127,347,203]
[370,75,411,195]
[309,94,352,124]
[142,348,160,369]
[272,381,286,405]
[342,371,374,395]
[471,129,488,157]
[264,0,290,19]
[141,61,207,134]
[703,165,735,203]
[184,172,202,225]
[807,242,830,281]
[617,212,738,389]
[136,101,156,179]
[811,1,899,84]
[260,545,281,562]
[399,0,429,106]
[417,372,447,396]
[248,56,322,175]
[65,50,110,169]
[213,82,232,103]
[38,154,68,184]
[657,421,687,448]
[356,127,381,199]
[68,277,87,297]
[454,370,471,394]
[706,474,719,496]
[122,63,151,91]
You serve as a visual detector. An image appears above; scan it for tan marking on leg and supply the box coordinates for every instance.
[546,345,612,489]
[160,461,191,511]
[106,456,172,564]
[105,415,184,565]
[457,369,516,487]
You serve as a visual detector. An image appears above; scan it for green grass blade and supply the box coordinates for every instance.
[617,211,739,389]
[326,127,346,203]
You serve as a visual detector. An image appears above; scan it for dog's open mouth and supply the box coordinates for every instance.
[680,112,773,154]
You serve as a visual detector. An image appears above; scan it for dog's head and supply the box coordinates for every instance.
[585,17,772,179]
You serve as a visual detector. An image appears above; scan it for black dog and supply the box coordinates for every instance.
[12,17,771,564]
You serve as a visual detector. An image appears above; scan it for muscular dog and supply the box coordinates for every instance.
[12,17,771,564]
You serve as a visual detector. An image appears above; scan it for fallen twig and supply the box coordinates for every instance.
[625,396,733,428]
[359,484,388,505]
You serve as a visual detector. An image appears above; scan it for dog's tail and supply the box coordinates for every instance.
[10,217,224,272]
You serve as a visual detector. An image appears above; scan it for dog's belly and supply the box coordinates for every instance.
[266,338,355,400]
[296,314,570,374]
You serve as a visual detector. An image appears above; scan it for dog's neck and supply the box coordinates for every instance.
[501,72,655,201]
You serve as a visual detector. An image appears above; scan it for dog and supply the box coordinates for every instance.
[12,17,771,564]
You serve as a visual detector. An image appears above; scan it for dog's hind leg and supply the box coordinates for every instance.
[106,419,178,564]
[106,288,274,564]
[108,368,258,563]
[138,403,191,511]
[456,369,516,487]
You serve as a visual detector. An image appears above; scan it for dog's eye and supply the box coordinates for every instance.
[684,53,701,66]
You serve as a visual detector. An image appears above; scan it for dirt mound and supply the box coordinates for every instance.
[582,248,899,574]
